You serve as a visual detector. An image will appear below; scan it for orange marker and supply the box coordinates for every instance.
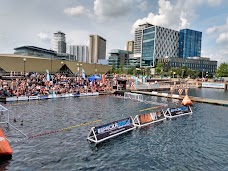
[0,128,12,161]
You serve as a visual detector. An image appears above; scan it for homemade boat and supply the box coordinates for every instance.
[133,110,166,127]
[164,106,192,119]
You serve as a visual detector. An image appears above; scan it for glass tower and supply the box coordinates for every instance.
[141,27,155,67]
[179,29,202,58]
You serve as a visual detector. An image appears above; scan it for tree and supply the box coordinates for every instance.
[216,63,228,77]
[155,63,163,75]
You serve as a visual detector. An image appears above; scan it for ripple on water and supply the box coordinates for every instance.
[0,95,228,171]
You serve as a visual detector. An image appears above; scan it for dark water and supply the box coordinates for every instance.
[0,92,228,171]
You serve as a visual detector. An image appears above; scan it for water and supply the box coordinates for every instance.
[0,91,228,171]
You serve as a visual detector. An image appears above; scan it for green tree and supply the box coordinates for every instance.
[216,63,228,77]
[155,63,163,75]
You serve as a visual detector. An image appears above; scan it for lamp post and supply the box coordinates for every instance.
[202,69,204,78]
[23,58,26,77]
[182,69,184,79]
[170,71,172,78]
[173,72,176,78]
[51,56,53,74]
[61,61,64,73]
[80,63,82,76]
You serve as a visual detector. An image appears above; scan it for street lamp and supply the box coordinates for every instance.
[51,56,53,74]
[61,61,64,73]
[80,64,82,76]
[23,58,26,77]
[202,69,204,78]
[182,69,184,78]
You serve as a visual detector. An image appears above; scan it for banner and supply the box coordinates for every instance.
[139,113,152,124]
[94,117,134,141]
[169,106,191,116]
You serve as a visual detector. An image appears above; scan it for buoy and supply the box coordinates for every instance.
[181,95,193,106]
[0,128,13,161]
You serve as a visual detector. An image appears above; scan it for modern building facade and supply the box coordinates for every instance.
[67,45,89,63]
[134,23,203,68]
[89,35,106,64]
[158,57,217,74]
[126,41,134,53]
[134,23,153,57]
[14,46,76,61]
[108,49,132,69]
[179,29,202,58]
[14,46,57,59]
[140,25,179,67]
[53,31,66,53]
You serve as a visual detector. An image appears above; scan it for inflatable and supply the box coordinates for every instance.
[0,128,12,161]
[181,95,193,106]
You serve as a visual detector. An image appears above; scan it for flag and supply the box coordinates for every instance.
[46,70,50,81]
[82,68,86,79]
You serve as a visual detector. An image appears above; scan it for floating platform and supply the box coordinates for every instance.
[132,91,228,106]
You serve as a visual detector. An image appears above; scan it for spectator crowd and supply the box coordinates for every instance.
[0,73,115,97]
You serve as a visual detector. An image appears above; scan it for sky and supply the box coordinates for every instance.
[0,0,227,64]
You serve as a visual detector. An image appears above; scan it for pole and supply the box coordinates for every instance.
[51,56,52,74]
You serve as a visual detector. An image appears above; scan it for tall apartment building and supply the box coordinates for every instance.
[126,41,134,53]
[52,31,66,53]
[89,35,106,63]
[179,29,202,58]
[67,45,89,63]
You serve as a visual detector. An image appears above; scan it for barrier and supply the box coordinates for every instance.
[134,110,166,127]
[164,106,192,119]
[87,117,135,144]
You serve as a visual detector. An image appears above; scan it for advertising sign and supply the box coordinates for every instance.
[202,82,225,89]
[139,113,152,124]
[94,117,134,141]
[169,106,191,116]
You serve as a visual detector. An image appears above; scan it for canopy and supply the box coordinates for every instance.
[88,74,101,81]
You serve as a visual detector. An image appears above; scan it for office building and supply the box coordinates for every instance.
[108,49,132,69]
[89,35,106,63]
[53,31,66,53]
[179,29,202,58]
[158,57,217,74]
[14,46,57,59]
[140,25,179,67]
[134,23,153,57]
[67,45,89,63]
[126,41,134,53]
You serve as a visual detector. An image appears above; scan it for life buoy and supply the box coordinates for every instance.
[0,128,12,161]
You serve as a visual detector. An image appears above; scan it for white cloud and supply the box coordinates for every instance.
[208,0,222,6]
[132,0,187,32]
[64,6,86,16]
[94,0,133,17]
[137,1,148,12]
[179,11,190,29]
[206,17,228,44]
[206,26,217,34]
[37,32,50,43]
[216,32,228,44]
